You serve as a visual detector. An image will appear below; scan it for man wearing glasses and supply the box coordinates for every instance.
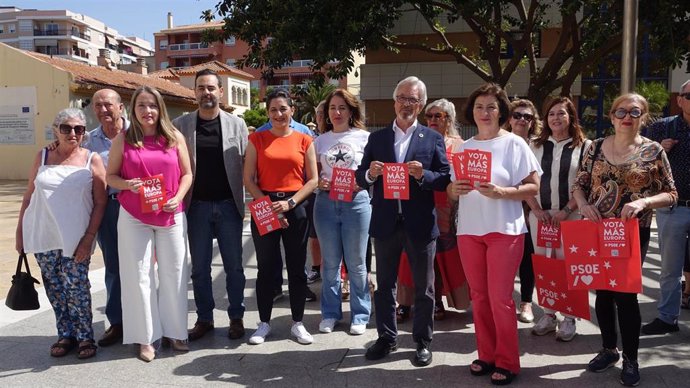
[356,76,450,366]
[641,80,690,335]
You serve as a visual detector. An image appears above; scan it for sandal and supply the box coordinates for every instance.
[50,338,77,357]
[491,367,517,386]
[77,340,97,359]
[681,292,690,310]
[470,359,495,376]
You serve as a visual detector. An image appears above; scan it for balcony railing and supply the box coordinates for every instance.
[33,28,90,40]
[36,47,89,59]
[168,42,209,51]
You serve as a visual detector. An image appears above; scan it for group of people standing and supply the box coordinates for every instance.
[14,69,686,387]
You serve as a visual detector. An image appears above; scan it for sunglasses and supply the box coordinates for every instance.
[680,93,690,100]
[613,108,642,119]
[425,113,446,120]
[511,112,534,121]
[58,124,87,135]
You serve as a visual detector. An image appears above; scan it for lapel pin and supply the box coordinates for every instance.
[419,133,424,138]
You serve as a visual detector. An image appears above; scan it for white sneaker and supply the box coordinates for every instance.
[319,318,338,333]
[248,322,271,345]
[518,302,534,323]
[350,323,366,335]
[556,317,577,342]
[532,314,558,336]
[291,322,313,344]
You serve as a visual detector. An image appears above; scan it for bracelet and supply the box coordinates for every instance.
[563,206,573,216]
[366,170,376,181]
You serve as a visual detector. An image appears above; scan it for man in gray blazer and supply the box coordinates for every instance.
[173,69,248,341]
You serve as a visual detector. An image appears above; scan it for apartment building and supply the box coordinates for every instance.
[0,6,153,66]
[154,13,357,98]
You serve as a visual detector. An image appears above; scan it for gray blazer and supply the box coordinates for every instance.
[173,110,248,216]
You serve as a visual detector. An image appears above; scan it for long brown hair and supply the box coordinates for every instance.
[323,88,366,131]
[534,96,585,148]
[126,86,178,148]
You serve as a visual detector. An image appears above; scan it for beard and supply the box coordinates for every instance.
[199,96,218,109]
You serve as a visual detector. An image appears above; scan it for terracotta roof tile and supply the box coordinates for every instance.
[148,68,180,80]
[22,49,195,105]
[176,60,255,80]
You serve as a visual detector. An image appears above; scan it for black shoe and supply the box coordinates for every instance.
[97,324,123,347]
[365,337,398,360]
[620,355,640,387]
[305,287,317,302]
[414,343,432,366]
[228,319,245,340]
[587,348,620,372]
[396,305,411,323]
[641,318,679,335]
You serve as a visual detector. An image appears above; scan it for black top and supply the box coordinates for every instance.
[191,115,234,201]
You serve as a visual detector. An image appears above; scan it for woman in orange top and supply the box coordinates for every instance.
[243,88,318,345]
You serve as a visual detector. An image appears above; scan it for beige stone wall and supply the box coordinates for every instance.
[0,44,72,179]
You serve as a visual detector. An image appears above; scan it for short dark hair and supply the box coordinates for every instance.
[265,88,293,107]
[195,69,222,87]
[463,83,511,126]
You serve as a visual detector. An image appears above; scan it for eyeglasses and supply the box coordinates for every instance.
[425,113,446,120]
[511,112,534,122]
[613,108,642,119]
[58,124,87,135]
[680,93,690,100]
[395,95,421,105]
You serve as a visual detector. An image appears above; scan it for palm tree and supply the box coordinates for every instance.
[295,82,336,124]
[201,9,215,22]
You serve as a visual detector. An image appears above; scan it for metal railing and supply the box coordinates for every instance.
[33,28,89,40]
[168,42,209,51]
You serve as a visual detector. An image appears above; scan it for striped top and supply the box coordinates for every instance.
[530,137,590,211]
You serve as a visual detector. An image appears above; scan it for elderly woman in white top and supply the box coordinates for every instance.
[16,108,107,360]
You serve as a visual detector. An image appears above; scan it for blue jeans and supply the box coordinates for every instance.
[656,206,690,324]
[314,190,371,325]
[97,196,121,326]
[187,199,245,321]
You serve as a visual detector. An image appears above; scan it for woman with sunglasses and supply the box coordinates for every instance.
[572,93,676,386]
[16,108,107,360]
[505,99,543,324]
[396,99,468,322]
[106,86,193,362]
[527,97,590,341]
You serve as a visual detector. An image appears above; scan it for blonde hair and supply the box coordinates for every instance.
[126,86,178,148]
[610,93,650,127]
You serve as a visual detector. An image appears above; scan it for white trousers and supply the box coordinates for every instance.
[118,207,189,344]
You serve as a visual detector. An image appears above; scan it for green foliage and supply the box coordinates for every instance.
[293,82,337,123]
[635,81,670,117]
[208,0,690,109]
[242,108,268,128]
[249,87,261,110]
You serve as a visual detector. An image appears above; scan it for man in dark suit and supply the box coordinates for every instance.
[356,76,450,366]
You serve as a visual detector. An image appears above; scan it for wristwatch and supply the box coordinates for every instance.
[287,198,297,209]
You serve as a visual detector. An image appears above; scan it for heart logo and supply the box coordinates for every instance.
[546,298,555,306]
[581,275,594,285]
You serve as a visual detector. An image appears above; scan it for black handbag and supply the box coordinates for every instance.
[5,251,40,311]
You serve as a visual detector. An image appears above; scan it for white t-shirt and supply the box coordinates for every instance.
[314,128,370,179]
[455,132,542,236]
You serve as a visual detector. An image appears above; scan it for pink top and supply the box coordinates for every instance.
[118,135,183,226]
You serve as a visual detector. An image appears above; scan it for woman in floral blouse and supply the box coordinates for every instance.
[572,92,677,387]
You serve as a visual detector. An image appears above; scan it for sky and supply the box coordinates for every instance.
[7,0,222,44]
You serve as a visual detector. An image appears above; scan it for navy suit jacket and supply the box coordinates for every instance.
[356,124,450,241]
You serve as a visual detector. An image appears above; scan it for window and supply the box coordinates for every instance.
[0,24,4,34]
[159,39,168,50]
[18,20,32,32]
[250,80,260,89]
[224,36,236,46]
[160,61,169,69]
[231,86,237,104]
[19,41,33,50]
[9,24,16,33]
[45,23,58,36]
[225,58,236,67]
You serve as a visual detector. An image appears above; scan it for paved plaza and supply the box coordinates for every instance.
[0,180,688,387]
